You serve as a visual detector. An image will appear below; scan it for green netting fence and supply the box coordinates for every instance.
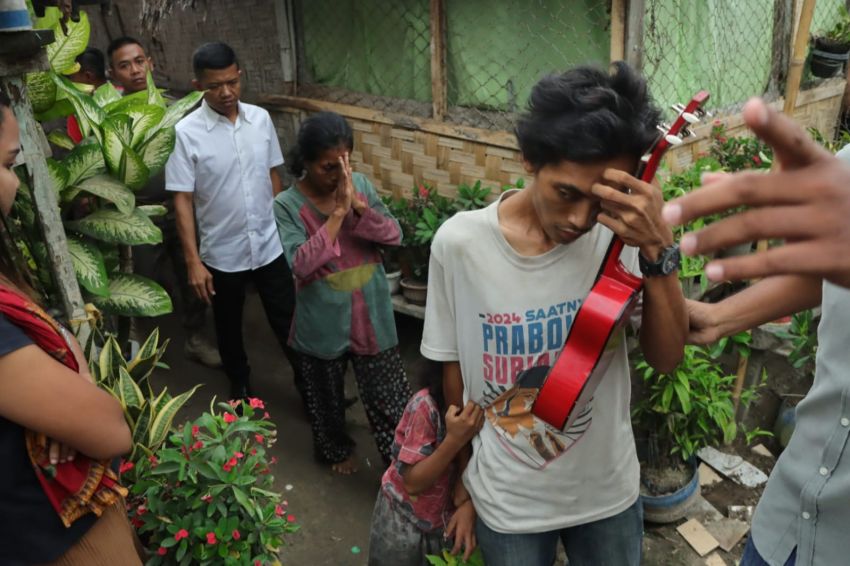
[293,0,848,131]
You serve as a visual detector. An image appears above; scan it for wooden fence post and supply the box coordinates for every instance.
[0,42,90,343]
[429,0,447,121]
[625,0,646,70]
[610,0,627,63]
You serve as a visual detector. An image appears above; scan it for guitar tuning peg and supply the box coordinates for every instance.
[682,112,700,124]
[665,134,684,146]
[671,103,686,113]
[696,108,709,118]
[681,127,698,138]
[656,123,672,134]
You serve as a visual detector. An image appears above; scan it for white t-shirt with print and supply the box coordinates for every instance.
[421,191,641,534]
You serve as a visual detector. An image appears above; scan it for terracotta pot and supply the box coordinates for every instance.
[400,278,427,306]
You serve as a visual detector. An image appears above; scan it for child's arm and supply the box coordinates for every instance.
[402,401,483,496]
[446,499,477,561]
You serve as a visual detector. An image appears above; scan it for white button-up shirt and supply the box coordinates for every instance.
[165,100,284,272]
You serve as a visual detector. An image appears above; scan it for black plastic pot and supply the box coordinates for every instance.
[811,37,850,78]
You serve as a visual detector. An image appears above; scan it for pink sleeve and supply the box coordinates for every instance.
[351,200,402,246]
[397,399,439,467]
[292,224,341,279]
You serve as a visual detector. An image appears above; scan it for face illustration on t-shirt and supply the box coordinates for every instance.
[477,298,624,469]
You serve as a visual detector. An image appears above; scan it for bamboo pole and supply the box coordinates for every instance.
[732,0,817,413]
[429,0,447,121]
[610,0,627,62]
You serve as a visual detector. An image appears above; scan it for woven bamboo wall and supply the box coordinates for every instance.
[264,79,845,198]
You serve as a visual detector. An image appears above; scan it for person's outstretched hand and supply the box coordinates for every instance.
[662,97,850,289]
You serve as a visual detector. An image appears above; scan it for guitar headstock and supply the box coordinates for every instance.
[638,91,710,183]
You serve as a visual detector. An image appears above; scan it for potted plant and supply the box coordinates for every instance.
[811,7,850,78]
[632,345,745,523]
[384,184,454,306]
[128,398,298,564]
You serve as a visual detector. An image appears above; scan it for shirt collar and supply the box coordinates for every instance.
[201,99,250,131]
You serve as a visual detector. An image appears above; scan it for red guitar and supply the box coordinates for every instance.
[530,91,710,431]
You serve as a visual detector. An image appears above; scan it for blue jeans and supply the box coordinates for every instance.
[740,538,796,566]
[475,498,643,566]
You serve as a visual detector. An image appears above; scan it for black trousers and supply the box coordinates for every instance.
[134,206,207,333]
[206,254,303,399]
[298,347,410,466]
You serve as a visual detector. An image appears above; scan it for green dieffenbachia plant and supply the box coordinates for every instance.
[19,7,203,317]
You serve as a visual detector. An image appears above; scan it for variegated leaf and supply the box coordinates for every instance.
[92,273,173,317]
[131,405,152,455]
[25,72,57,113]
[72,174,136,215]
[102,118,150,190]
[137,204,167,217]
[103,90,149,115]
[46,158,69,196]
[46,12,90,74]
[149,385,201,448]
[98,335,116,384]
[34,99,74,122]
[121,144,150,191]
[66,208,162,245]
[63,142,106,187]
[53,74,106,140]
[47,130,75,151]
[146,70,166,108]
[93,82,122,108]
[143,90,203,145]
[66,235,109,296]
[118,367,145,409]
[139,127,175,175]
[126,104,165,150]
[104,115,133,149]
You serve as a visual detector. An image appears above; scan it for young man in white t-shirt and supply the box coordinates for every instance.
[421,63,687,565]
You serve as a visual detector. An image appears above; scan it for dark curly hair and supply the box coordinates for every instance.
[515,61,662,170]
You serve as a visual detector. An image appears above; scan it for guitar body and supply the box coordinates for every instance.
[529,91,710,431]
[530,239,642,430]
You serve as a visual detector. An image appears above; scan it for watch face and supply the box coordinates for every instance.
[662,247,681,274]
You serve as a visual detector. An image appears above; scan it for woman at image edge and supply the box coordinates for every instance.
[0,92,140,564]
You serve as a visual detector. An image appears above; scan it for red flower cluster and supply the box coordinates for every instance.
[232,529,241,540]
[191,425,200,437]
[174,528,189,541]
[206,532,217,545]
[118,460,134,474]
[248,397,265,409]
[223,412,237,424]
[222,457,238,472]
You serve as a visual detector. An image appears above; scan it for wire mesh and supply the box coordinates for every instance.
[643,0,777,118]
[442,1,611,130]
[293,0,849,131]
[294,0,433,119]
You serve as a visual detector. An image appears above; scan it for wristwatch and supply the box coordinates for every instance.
[639,243,681,277]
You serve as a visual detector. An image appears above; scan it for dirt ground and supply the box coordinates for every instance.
[145,291,775,565]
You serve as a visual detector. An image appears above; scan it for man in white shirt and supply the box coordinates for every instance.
[166,42,300,401]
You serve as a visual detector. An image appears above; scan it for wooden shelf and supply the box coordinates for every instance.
[391,294,425,320]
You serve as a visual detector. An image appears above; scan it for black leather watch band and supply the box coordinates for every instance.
[639,243,681,277]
